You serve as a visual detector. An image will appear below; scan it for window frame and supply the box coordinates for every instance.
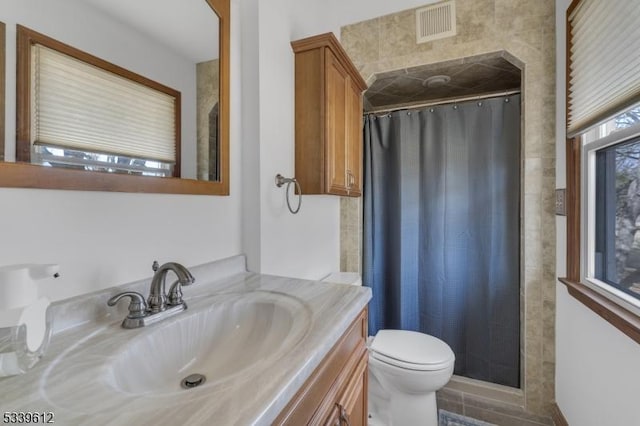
[15,25,182,177]
[562,132,640,343]
[580,123,640,317]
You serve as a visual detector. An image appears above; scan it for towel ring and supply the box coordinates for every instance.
[275,174,302,214]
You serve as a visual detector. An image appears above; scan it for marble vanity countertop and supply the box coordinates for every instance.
[0,256,371,426]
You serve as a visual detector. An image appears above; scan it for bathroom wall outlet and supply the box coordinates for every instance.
[555,189,566,216]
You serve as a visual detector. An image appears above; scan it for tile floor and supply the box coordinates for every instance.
[437,388,553,426]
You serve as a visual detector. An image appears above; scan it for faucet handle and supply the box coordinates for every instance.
[152,260,159,272]
[107,291,148,319]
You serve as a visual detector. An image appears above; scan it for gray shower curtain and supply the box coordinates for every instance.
[363,94,521,387]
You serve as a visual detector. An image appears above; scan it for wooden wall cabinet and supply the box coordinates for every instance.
[274,308,368,426]
[291,33,367,197]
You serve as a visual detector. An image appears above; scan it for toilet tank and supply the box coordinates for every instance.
[321,272,362,286]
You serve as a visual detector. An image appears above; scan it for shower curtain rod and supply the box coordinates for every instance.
[366,89,521,116]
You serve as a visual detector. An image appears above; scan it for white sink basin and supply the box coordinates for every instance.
[42,290,311,412]
[108,292,306,394]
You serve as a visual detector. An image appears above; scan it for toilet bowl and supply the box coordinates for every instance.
[321,273,455,426]
[368,330,454,426]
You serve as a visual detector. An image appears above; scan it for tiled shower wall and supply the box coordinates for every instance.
[339,0,556,420]
[196,58,219,180]
[340,197,362,273]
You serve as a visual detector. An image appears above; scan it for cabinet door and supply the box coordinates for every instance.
[323,352,368,426]
[338,352,368,426]
[274,309,368,426]
[346,78,363,197]
[325,48,349,196]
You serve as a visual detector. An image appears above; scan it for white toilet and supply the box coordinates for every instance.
[322,273,455,426]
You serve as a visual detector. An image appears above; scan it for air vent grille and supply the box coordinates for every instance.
[416,1,457,44]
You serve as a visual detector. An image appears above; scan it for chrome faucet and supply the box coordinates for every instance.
[107,261,195,329]
[148,261,195,313]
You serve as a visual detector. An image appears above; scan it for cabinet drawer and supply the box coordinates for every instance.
[274,308,368,425]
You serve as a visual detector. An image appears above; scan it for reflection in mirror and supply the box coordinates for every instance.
[0,21,5,162]
[1,0,226,189]
[17,25,183,177]
[197,53,220,181]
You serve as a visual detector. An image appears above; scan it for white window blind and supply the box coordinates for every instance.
[568,0,640,137]
[32,44,177,162]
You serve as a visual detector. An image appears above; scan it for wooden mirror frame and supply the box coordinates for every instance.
[0,0,230,195]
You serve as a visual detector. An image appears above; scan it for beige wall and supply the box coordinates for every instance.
[340,0,556,421]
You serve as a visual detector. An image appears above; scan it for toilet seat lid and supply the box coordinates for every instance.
[370,330,454,369]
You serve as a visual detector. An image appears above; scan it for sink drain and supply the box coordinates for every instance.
[181,373,206,389]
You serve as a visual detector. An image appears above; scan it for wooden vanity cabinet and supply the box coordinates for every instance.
[274,308,368,426]
[291,33,367,197]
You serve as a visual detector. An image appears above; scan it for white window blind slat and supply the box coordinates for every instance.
[570,77,640,118]
[37,120,174,155]
[570,54,640,106]
[567,0,640,136]
[570,11,640,76]
[36,46,177,101]
[571,58,640,101]
[570,0,614,43]
[36,116,175,161]
[569,0,599,27]
[570,11,640,72]
[37,99,175,137]
[37,68,177,112]
[32,45,177,162]
[570,43,640,93]
[37,75,175,115]
[569,90,640,134]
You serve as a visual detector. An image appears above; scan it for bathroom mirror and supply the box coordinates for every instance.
[0,22,5,162]
[0,0,230,195]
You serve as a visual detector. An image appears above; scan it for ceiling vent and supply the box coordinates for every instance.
[415,1,457,44]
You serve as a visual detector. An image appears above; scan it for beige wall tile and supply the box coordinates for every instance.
[378,9,429,59]
[455,0,495,44]
[524,194,542,232]
[341,19,380,66]
[524,131,543,158]
[524,158,543,195]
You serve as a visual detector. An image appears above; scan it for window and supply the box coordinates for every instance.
[16,26,181,177]
[564,0,640,343]
[582,105,640,314]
